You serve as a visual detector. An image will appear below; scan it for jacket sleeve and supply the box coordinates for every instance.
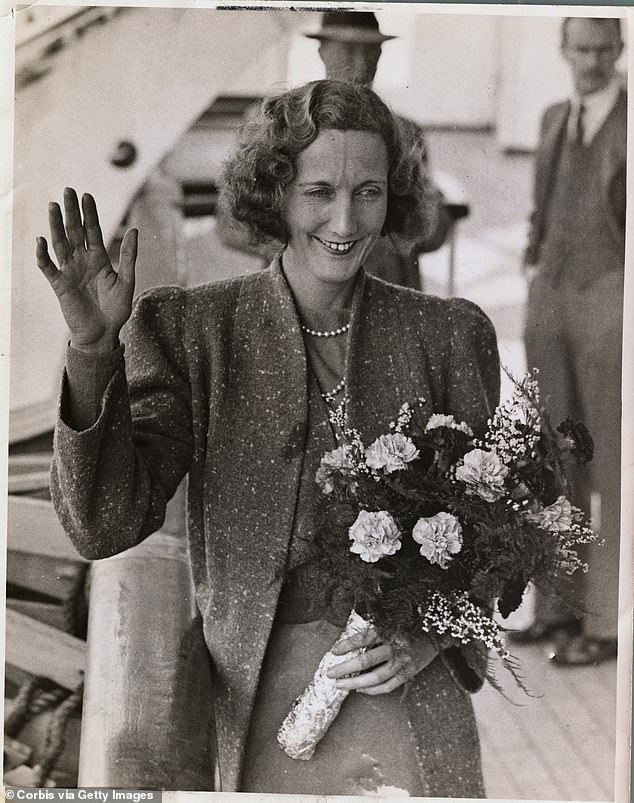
[50,287,194,560]
[445,297,500,438]
[524,106,555,268]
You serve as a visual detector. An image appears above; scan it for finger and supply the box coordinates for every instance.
[336,657,405,691]
[118,228,138,290]
[63,187,86,250]
[48,202,70,265]
[82,193,105,250]
[331,626,380,655]
[357,672,408,695]
[35,237,60,283]
[328,644,393,679]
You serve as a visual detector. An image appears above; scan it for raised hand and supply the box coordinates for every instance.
[36,188,138,353]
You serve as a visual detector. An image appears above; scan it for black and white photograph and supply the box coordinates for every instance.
[1,2,632,801]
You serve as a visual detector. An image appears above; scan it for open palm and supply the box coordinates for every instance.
[36,188,137,352]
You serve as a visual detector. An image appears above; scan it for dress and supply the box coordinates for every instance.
[241,314,426,793]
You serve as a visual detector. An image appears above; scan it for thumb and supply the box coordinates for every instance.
[118,228,138,291]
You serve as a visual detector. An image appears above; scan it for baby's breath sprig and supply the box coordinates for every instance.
[388,397,427,433]
[484,372,542,465]
[418,591,510,660]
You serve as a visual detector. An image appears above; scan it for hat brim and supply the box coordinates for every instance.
[306,28,396,44]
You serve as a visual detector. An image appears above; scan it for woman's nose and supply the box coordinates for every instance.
[330,196,357,237]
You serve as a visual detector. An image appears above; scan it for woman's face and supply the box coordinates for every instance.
[282,129,388,298]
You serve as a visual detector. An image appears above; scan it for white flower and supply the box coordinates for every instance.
[526,495,574,532]
[455,448,509,502]
[425,414,473,437]
[412,513,463,568]
[316,445,356,494]
[365,433,419,473]
[508,396,538,427]
[348,510,402,563]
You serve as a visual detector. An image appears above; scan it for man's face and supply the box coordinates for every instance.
[318,40,382,85]
[562,18,622,97]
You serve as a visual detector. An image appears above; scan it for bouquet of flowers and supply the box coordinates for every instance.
[277,371,597,760]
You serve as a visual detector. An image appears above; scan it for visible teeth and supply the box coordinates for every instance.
[319,239,355,253]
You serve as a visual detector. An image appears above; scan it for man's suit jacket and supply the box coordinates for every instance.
[51,259,499,794]
[525,87,627,269]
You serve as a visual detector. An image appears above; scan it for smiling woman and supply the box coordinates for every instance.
[281,128,389,306]
[222,80,434,251]
[39,79,500,796]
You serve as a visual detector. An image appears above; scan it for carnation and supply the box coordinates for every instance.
[412,513,463,568]
[526,495,574,532]
[425,414,473,436]
[557,417,594,464]
[455,448,509,502]
[316,445,357,494]
[365,433,419,474]
[348,510,402,563]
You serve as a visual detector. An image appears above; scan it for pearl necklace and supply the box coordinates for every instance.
[301,322,350,338]
[321,377,346,404]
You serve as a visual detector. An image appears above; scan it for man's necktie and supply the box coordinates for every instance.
[575,103,586,145]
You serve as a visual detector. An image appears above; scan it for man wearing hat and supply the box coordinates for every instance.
[306,11,451,289]
[306,11,391,86]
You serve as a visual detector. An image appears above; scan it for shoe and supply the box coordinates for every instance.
[507,619,580,645]
[550,635,618,667]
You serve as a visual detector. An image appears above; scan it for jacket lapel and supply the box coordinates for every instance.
[212,257,307,570]
[536,101,570,218]
[203,258,308,789]
[345,274,435,442]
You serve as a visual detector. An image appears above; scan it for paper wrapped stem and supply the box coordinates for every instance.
[277,609,371,760]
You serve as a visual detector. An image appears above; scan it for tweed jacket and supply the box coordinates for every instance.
[52,259,499,795]
[524,87,627,268]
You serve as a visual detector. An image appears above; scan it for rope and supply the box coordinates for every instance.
[4,677,40,737]
[33,680,84,787]
[5,566,89,780]
[29,686,70,716]
[5,677,72,736]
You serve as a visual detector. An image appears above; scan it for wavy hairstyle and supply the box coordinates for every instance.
[221,80,436,245]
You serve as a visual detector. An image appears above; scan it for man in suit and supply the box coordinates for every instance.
[516,17,626,665]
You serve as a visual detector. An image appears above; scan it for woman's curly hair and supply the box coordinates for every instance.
[221,79,437,246]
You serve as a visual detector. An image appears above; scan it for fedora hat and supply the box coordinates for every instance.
[306,12,396,44]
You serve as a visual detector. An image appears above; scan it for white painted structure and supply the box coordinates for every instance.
[10,7,297,441]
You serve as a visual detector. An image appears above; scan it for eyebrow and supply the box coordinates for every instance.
[296,179,388,187]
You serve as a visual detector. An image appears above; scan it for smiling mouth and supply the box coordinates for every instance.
[314,237,357,255]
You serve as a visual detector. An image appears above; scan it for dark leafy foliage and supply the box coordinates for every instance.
[294,376,596,672]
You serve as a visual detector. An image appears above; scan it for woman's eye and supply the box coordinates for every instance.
[358,186,382,198]
[305,188,332,198]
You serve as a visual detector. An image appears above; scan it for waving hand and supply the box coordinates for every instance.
[36,188,137,353]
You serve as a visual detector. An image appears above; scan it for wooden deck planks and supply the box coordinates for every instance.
[7,496,87,562]
[474,642,617,800]
[5,609,86,690]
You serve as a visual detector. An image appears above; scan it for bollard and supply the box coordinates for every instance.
[78,483,217,790]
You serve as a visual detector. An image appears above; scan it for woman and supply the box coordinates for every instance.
[37,80,499,797]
